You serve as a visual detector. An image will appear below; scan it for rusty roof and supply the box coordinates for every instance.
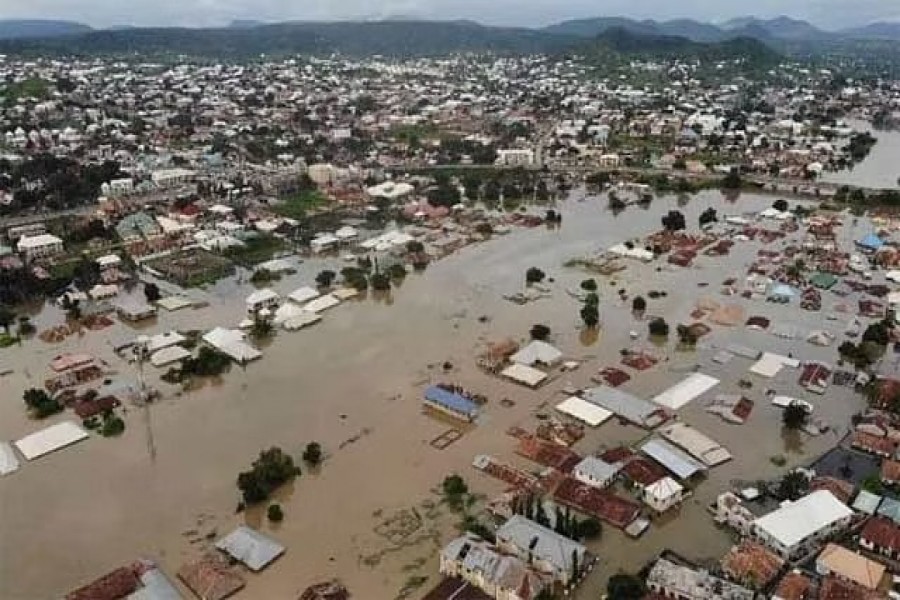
[862,516,900,554]
[552,476,640,529]
[177,554,245,600]
[818,575,884,600]
[772,571,811,600]
[721,540,784,590]
[882,459,900,484]
[65,567,140,600]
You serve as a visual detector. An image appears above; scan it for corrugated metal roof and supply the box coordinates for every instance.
[215,526,284,572]
[640,438,706,480]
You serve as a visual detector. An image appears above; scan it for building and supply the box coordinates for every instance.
[495,149,535,167]
[299,580,350,600]
[214,526,285,572]
[151,168,196,188]
[439,534,549,600]
[642,477,685,513]
[495,516,587,585]
[860,515,900,560]
[815,543,886,591]
[751,490,853,559]
[246,288,280,314]
[720,540,784,590]
[424,386,480,422]
[366,181,414,201]
[645,556,754,600]
[772,571,812,600]
[17,233,63,260]
[572,456,619,489]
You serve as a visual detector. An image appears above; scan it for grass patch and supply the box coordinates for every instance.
[225,235,288,267]
[271,190,326,220]
[3,78,51,103]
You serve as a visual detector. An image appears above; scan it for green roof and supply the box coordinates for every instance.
[809,272,838,289]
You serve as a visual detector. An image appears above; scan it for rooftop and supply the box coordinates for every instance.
[752,490,852,549]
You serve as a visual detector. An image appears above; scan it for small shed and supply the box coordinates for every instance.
[215,526,285,572]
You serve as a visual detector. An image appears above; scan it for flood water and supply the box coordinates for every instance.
[0,190,876,599]
[821,119,900,190]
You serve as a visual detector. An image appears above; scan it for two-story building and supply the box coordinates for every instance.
[752,490,853,559]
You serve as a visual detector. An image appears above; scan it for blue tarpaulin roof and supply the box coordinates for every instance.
[858,233,884,250]
[424,386,479,418]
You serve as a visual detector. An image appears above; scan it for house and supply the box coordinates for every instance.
[509,341,562,368]
[495,149,535,167]
[882,459,900,485]
[645,557,754,600]
[495,516,587,585]
[818,576,884,600]
[815,543,886,590]
[851,430,897,458]
[751,490,854,559]
[860,516,900,560]
[720,540,784,590]
[114,300,157,322]
[17,233,63,260]
[214,526,285,572]
[572,456,620,489]
[299,580,350,600]
[424,386,480,422]
[642,476,684,513]
[772,571,812,600]
[246,288,280,314]
[438,534,549,600]
[799,362,832,394]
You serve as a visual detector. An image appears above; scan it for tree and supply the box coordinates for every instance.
[783,403,809,430]
[17,316,35,337]
[722,168,742,190]
[388,263,407,280]
[23,388,62,419]
[267,504,284,522]
[0,306,14,333]
[236,447,301,505]
[314,269,336,288]
[530,324,551,341]
[370,272,391,291]
[607,573,646,600]
[406,240,425,254]
[577,517,602,540]
[676,324,699,346]
[772,198,789,212]
[250,314,274,340]
[302,442,322,466]
[777,470,810,501]
[525,267,546,285]
[580,304,599,328]
[632,296,646,313]
[863,321,892,346]
[100,413,125,437]
[672,157,687,170]
[648,318,669,337]
[442,474,468,496]
[661,210,686,232]
[580,279,597,292]
[571,549,579,582]
[143,282,161,303]
[699,207,718,227]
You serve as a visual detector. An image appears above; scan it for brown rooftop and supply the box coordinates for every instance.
[882,459,900,484]
[621,457,666,487]
[299,579,351,600]
[862,516,900,554]
[515,436,582,473]
[420,577,493,600]
[809,476,855,504]
[818,575,884,600]
[177,554,245,600]
[721,540,784,590]
[552,476,640,529]
[65,566,140,600]
[772,571,811,600]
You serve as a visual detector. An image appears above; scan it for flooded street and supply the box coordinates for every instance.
[0,191,873,598]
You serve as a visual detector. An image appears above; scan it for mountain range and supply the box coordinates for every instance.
[0,15,897,61]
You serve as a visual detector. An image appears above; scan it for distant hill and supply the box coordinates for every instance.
[841,22,900,41]
[0,19,91,40]
[721,16,827,40]
[0,20,574,58]
[545,17,726,43]
[228,20,265,29]
[582,27,783,67]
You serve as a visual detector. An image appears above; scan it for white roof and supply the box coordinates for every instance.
[273,302,305,325]
[366,181,414,199]
[574,456,620,482]
[288,286,320,305]
[659,422,732,466]
[150,346,191,367]
[555,396,613,427]
[753,490,852,549]
[215,526,285,571]
[17,233,62,249]
[303,294,340,313]
[608,243,654,262]
[0,441,20,475]
[750,353,800,378]
[510,340,562,367]
[96,254,121,267]
[282,312,322,331]
[652,373,719,410]
[15,421,89,461]
[246,288,279,307]
[335,225,358,240]
[501,363,548,387]
[156,295,193,311]
[203,328,262,363]
[146,331,186,353]
[332,287,360,301]
[646,476,684,501]
[311,233,340,248]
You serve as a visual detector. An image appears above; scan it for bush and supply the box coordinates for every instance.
[661,210,686,231]
[530,324,551,341]
[388,263,408,280]
[406,240,425,254]
[699,207,718,227]
[525,267,545,285]
[648,318,669,337]
[237,447,301,505]
[341,267,369,291]
[783,403,808,430]
[250,268,279,284]
[302,442,322,466]
[632,296,646,313]
[370,272,391,291]
[772,199,789,212]
[267,504,284,522]
[315,269,336,288]
[23,388,62,419]
[577,517,602,540]
[100,414,125,437]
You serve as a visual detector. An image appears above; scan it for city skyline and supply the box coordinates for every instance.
[4,0,900,31]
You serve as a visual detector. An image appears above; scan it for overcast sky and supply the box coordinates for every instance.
[3,0,900,29]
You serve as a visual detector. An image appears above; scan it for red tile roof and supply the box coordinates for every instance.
[621,457,666,487]
[809,477,855,504]
[852,431,898,457]
[515,437,582,473]
[773,571,811,600]
[861,516,900,555]
[65,567,140,600]
[818,575,883,600]
[552,476,641,529]
[721,540,784,589]
[882,459,900,484]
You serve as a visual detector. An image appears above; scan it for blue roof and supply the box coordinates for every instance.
[424,386,479,418]
[769,283,797,298]
[858,233,884,250]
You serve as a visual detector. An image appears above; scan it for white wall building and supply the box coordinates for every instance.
[495,149,536,167]
[752,490,853,559]
[17,233,63,261]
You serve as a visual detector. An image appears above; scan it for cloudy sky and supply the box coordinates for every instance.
[3,0,900,29]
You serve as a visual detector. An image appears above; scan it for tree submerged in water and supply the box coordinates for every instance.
[237,447,301,505]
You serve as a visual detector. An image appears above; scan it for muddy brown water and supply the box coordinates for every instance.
[0,191,874,598]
